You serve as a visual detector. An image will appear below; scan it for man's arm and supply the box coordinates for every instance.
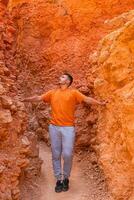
[21,95,42,102]
[21,90,52,103]
[83,96,106,106]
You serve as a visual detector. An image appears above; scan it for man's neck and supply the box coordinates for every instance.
[60,85,68,90]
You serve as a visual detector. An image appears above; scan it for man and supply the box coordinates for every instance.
[22,73,105,193]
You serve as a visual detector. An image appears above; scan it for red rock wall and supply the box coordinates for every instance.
[0,2,42,200]
[93,10,134,200]
[0,2,28,199]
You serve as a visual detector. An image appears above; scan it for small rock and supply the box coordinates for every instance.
[1,95,13,109]
[10,104,17,112]
[0,165,5,174]
[3,67,10,76]
[0,83,6,95]
[0,109,13,123]
[21,136,30,146]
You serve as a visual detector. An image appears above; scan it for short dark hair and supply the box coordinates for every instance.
[63,73,73,86]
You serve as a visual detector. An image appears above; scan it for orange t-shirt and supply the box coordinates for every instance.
[41,88,87,126]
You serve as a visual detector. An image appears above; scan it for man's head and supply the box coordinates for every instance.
[59,73,73,87]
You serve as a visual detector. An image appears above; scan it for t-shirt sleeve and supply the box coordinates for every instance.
[74,90,87,104]
[41,90,53,103]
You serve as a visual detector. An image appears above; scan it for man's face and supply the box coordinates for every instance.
[59,74,69,85]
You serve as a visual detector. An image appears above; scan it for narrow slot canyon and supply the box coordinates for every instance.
[0,0,134,200]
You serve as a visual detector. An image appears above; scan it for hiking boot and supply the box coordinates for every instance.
[62,178,69,192]
[55,180,63,193]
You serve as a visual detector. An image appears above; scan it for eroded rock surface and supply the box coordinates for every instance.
[93,10,134,200]
[0,2,42,199]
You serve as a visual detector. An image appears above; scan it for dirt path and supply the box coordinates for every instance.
[39,143,90,200]
[21,142,112,200]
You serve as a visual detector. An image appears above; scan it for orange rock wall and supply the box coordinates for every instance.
[94,10,134,200]
[0,2,42,200]
[0,2,29,199]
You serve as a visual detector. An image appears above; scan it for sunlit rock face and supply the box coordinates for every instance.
[93,10,134,200]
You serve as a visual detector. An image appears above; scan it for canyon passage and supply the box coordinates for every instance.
[0,0,134,200]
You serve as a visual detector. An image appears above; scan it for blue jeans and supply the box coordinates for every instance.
[49,124,75,180]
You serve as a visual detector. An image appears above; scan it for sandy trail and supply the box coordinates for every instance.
[21,142,112,200]
[39,143,89,200]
